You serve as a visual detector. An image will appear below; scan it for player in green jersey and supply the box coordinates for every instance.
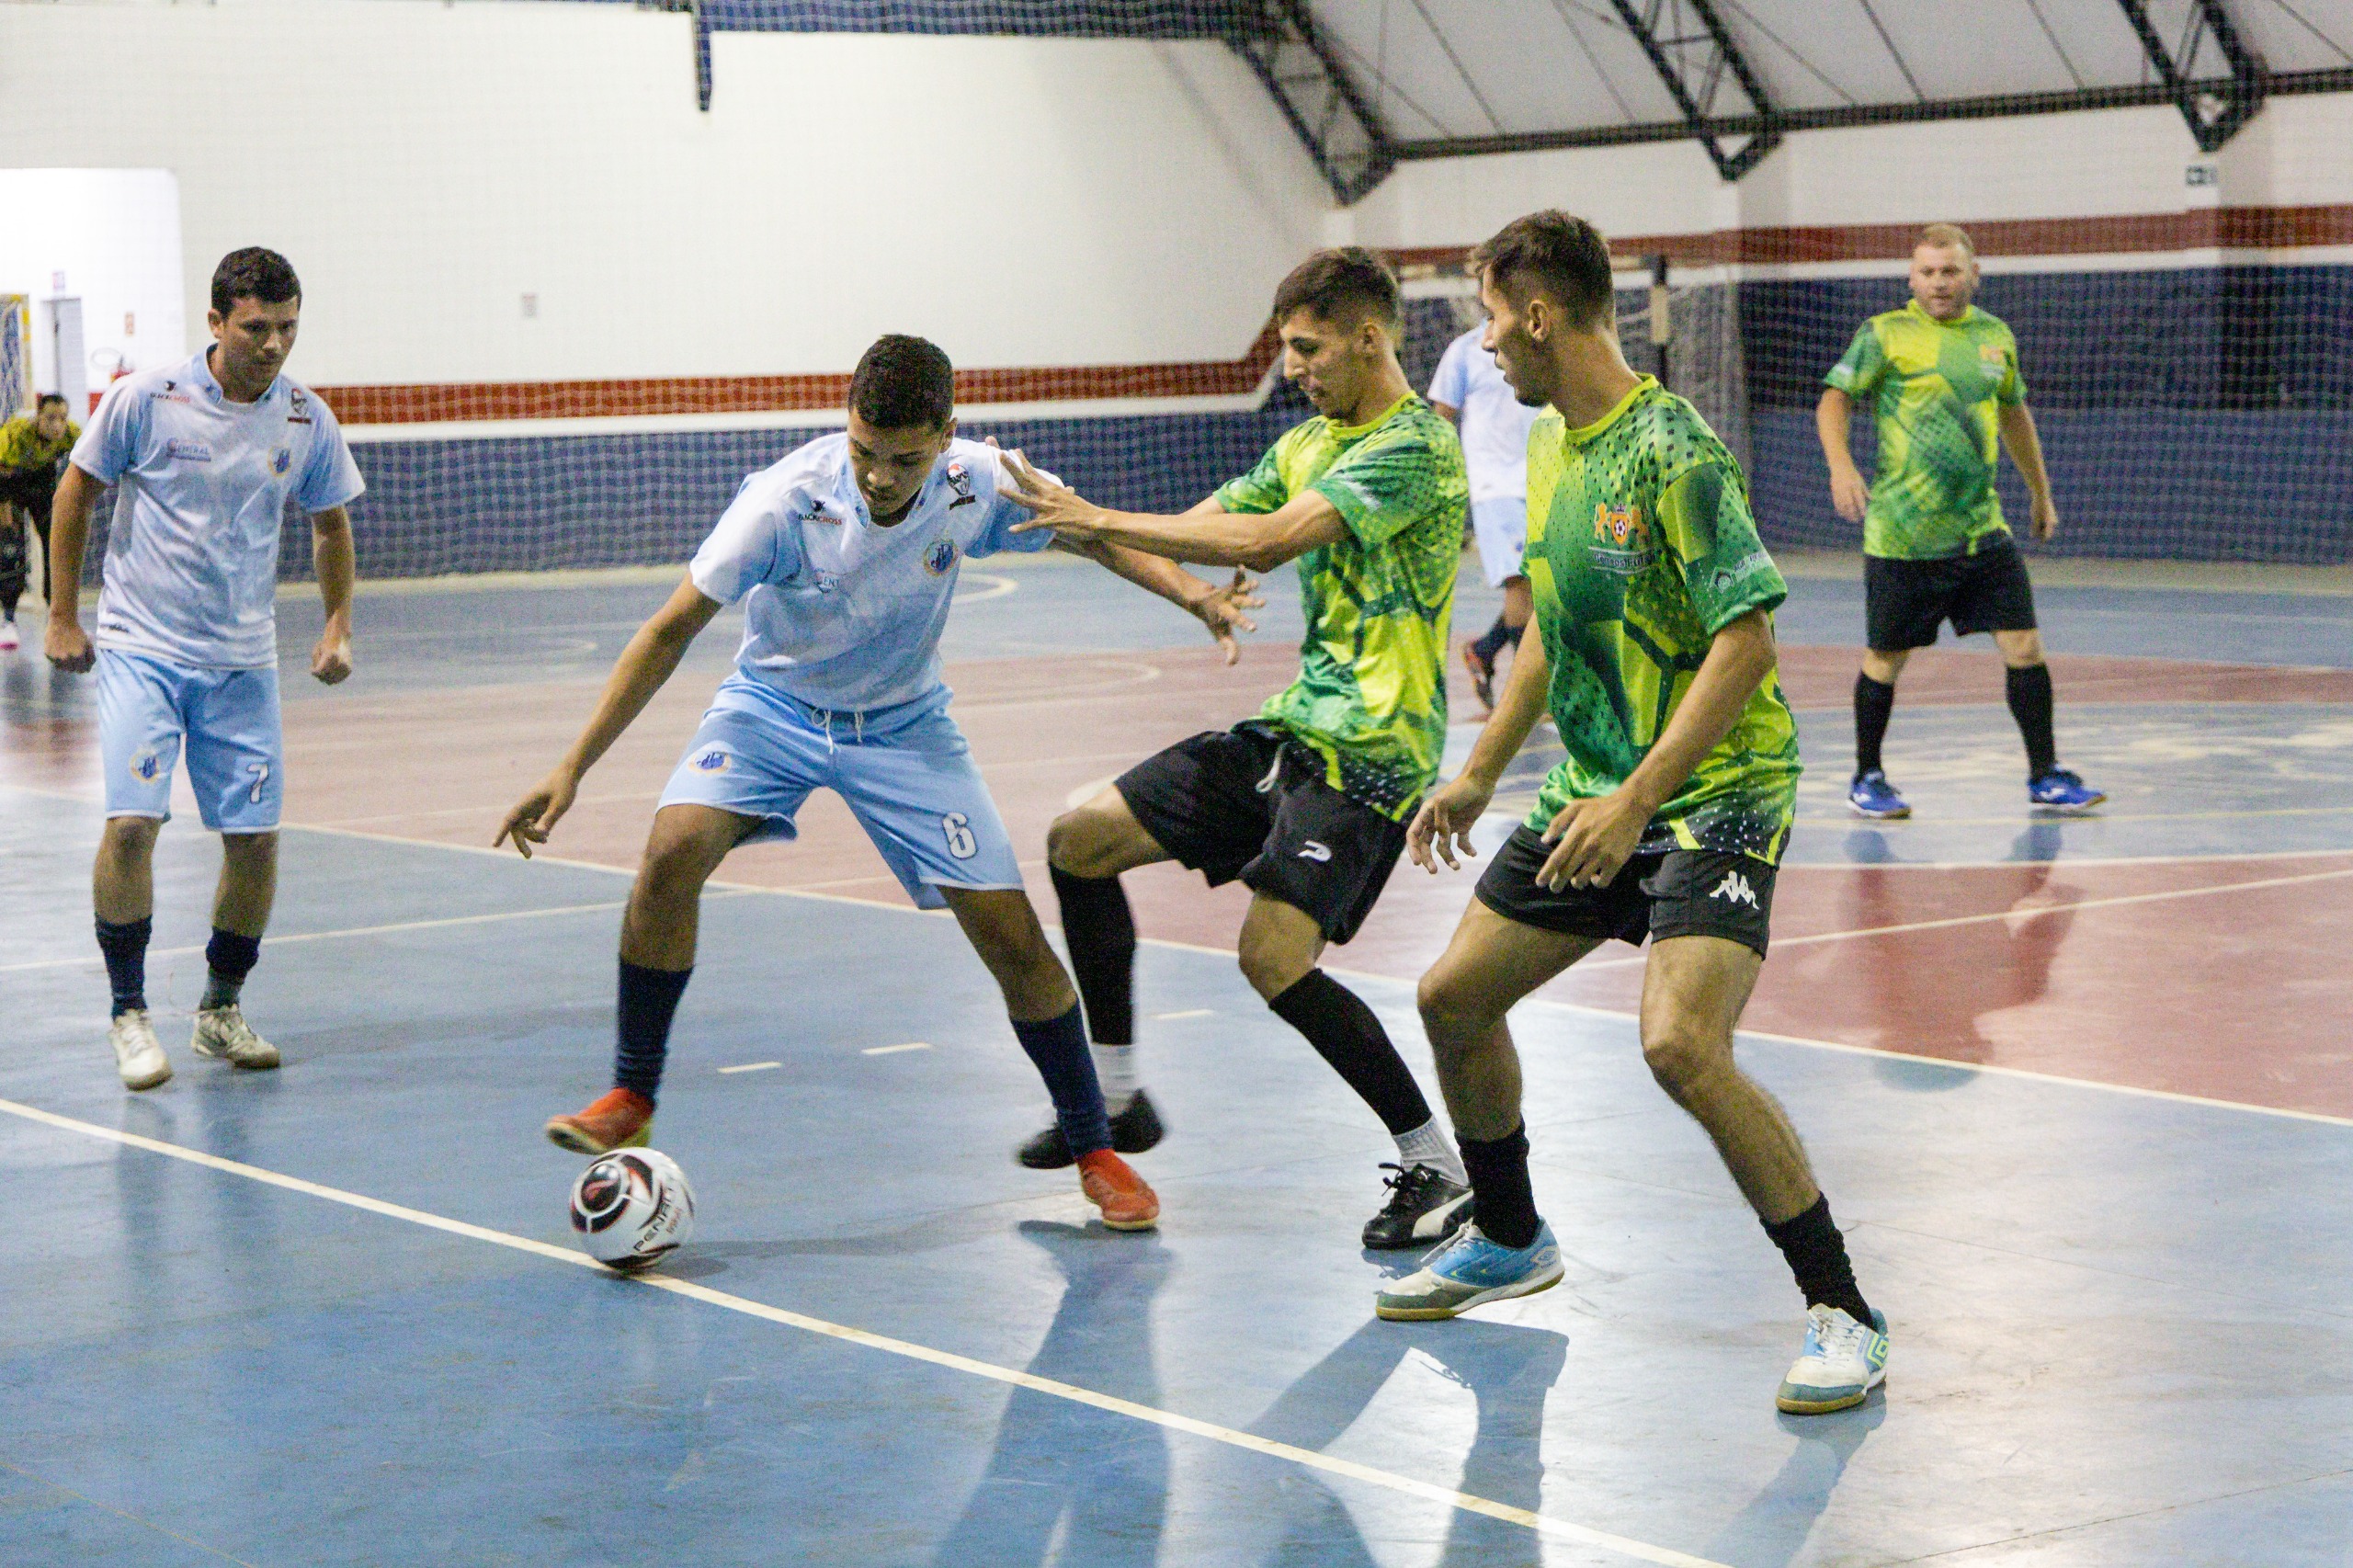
[1004,248,1479,1251]
[1383,211,1888,1415]
[1819,222,2104,819]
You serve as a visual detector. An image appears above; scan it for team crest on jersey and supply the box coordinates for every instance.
[689,747,730,774]
[1588,502,1655,575]
[1978,343,2006,367]
[271,448,292,475]
[943,461,976,509]
[128,747,165,784]
[925,535,959,575]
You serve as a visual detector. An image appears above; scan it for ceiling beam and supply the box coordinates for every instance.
[1388,64,2353,163]
[2114,0,2266,152]
[1604,0,1780,181]
[1223,1,1395,205]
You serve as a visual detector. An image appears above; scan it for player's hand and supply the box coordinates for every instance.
[1536,788,1647,891]
[495,770,579,859]
[1408,771,1495,873]
[999,450,1108,542]
[44,615,94,673]
[1188,567,1261,665]
[311,632,353,685]
[1829,464,1870,524]
[2029,494,2059,540]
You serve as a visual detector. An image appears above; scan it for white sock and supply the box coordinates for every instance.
[1393,1118,1466,1184]
[1091,1042,1139,1113]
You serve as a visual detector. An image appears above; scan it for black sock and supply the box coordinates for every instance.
[1458,1125,1540,1250]
[614,960,692,1105]
[1853,673,1895,776]
[199,927,262,1011]
[1762,1194,1874,1325]
[1050,865,1134,1048]
[1267,969,1434,1137]
[1472,614,1513,665]
[96,917,153,1017]
[1011,1004,1111,1157]
[2006,663,2058,778]
[1503,619,1524,650]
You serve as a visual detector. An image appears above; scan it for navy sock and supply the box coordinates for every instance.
[1472,615,1513,665]
[96,916,152,1017]
[1763,1194,1875,1325]
[614,960,692,1105]
[1268,970,1434,1137]
[2006,663,2058,778]
[200,928,262,1011]
[1459,1125,1540,1250]
[1854,673,1895,777]
[1050,865,1135,1048]
[1012,1004,1111,1157]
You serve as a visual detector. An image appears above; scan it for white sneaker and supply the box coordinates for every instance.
[1776,1303,1890,1414]
[191,1004,280,1070]
[0,620,18,653]
[110,1010,172,1090]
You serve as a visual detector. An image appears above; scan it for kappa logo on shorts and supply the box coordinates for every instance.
[128,747,165,784]
[1709,870,1758,907]
[690,747,730,774]
[1296,840,1333,863]
[925,535,959,575]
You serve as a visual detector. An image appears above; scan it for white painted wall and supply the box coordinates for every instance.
[0,0,1329,385]
[0,168,186,404]
[1347,94,2353,253]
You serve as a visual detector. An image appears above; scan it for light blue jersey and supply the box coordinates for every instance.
[70,350,364,670]
[689,433,1052,712]
[1429,326,1541,505]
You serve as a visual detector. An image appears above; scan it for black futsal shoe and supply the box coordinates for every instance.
[1361,1162,1475,1251]
[1016,1089,1166,1170]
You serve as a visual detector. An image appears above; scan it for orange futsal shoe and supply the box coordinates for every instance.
[1077,1149,1160,1232]
[545,1087,654,1155]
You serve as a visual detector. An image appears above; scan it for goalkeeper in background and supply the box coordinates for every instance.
[1816,222,2103,819]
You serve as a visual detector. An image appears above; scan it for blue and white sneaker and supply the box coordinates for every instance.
[2028,767,2105,814]
[1775,1305,1889,1415]
[1847,769,1911,819]
[1374,1222,1563,1321]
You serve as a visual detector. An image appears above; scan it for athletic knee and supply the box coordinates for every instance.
[1416,967,1492,1047]
[1046,809,1119,880]
[1239,937,1312,1003]
[1641,1024,1731,1102]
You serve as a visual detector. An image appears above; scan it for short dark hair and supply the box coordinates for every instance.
[848,334,955,430]
[211,247,301,316]
[1271,246,1402,335]
[36,392,66,412]
[1472,211,1615,329]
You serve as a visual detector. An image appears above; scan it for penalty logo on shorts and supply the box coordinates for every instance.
[690,747,730,775]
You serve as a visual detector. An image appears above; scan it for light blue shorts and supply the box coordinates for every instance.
[1470,495,1529,587]
[657,675,1023,910]
[97,648,284,833]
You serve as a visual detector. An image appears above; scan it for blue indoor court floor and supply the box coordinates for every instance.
[4,556,2351,1566]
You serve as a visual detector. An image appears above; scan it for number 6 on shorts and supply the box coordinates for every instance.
[941,812,978,859]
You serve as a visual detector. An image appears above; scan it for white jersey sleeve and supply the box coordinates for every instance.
[291,394,366,512]
[969,447,1060,559]
[690,469,802,605]
[70,378,149,483]
[1428,330,1476,411]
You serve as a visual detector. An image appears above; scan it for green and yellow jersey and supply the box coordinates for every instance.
[1215,393,1465,819]
[0,414,79,475]
[1825,301,2026,560]
[1523,376,1801,864]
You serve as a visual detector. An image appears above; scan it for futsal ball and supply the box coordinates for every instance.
[568,1149,696,1272]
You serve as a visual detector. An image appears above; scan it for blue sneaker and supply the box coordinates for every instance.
[1847,768,1911,819]
[2029,767,2104,814]
[1374,1222,1563,1321]
[1776,1305,1890,1415]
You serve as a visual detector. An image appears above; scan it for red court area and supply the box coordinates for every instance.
[14,641,2352,1120]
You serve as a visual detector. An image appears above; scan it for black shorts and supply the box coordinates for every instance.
[1865,540,2037,652]
[1114,722,1407,945]
[1473,825,1777,958]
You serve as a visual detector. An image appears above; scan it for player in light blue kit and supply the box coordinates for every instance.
[1428,321,1541,712]
[45,247,364,1092]
[496,335,1257,1231]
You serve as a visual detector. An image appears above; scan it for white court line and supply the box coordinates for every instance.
[1154,1009,1215,1020]
[0,1096,1728,1568]
[862,1042,933,1056]
[1565,865,2353,971]
[716,1061,782,1074]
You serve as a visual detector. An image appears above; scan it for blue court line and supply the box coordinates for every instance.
[0,1457,262,1568]
[0,1095,1733,1568]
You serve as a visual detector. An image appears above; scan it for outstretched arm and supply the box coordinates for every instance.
[1003,453,1347,572]
[496,574,725,857]
[1055,534,1263,665]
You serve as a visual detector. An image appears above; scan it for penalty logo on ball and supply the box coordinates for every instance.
[569,1149,696,1272]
